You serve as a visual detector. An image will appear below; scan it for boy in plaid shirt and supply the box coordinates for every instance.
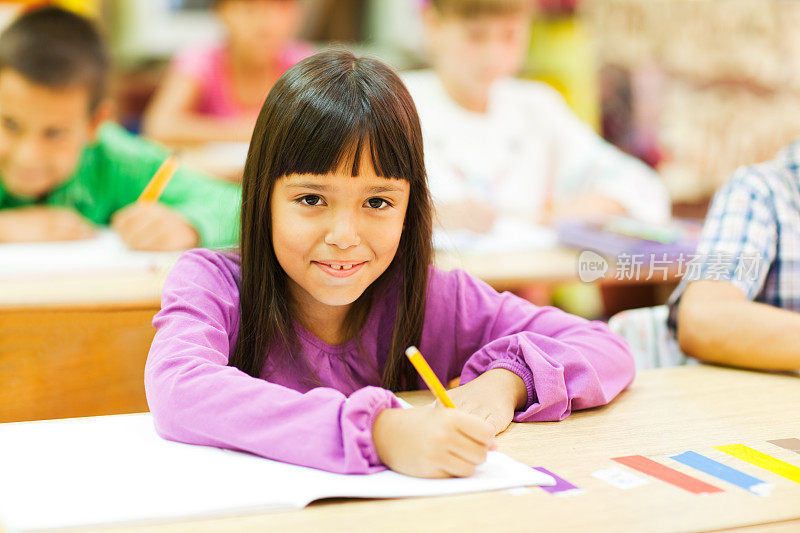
[668,142,800,371]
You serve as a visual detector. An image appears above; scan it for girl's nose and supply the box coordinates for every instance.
[324,210,361,249]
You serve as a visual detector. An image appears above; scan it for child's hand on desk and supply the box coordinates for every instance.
[372,407,496,478]
[441,369,528,435]
[112,203,199,251]
[0,206,96,242]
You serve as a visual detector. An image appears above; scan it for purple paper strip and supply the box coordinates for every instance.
[533,466,580,494]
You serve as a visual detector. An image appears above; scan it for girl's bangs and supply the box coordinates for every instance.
[266,60,420,184]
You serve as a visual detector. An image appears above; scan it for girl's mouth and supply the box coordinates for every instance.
[313,261,367,278]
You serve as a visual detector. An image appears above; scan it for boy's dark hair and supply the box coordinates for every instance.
[431,0,531,18]
[0,6,109,111]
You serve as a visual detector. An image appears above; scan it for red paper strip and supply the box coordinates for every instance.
[612,455,723,494]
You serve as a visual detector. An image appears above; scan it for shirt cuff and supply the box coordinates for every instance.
[344,386,403,470]
[485,359,536,411]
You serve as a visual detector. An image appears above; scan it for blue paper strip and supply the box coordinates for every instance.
[670,451,771,496]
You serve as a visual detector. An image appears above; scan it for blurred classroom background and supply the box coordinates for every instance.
[106,0,800,206]
[4,0,800,421]
[3,0,792,213]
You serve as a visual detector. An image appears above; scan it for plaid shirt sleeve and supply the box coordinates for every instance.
[667,166,778,333]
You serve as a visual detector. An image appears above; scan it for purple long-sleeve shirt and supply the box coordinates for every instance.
[145,249,634,474]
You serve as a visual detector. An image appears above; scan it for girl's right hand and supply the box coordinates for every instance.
[372,407,496,478]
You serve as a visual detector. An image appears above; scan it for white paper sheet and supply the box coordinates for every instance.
[0,413,553,532]
[0,229,180,279]
[591,466,649,490]
[433,216,557,254]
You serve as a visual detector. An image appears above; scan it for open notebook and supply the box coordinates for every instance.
[0,229,180,279]
[0,413,553,532]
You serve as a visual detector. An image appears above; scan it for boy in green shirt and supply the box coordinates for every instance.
[0,7,240,250]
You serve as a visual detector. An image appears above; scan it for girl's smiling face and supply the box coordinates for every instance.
[271,155,410,319]
[232,50,432,384]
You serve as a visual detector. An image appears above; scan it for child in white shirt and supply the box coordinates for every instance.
[403,0,670,234]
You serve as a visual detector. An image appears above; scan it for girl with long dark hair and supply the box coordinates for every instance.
[145,50,635,478]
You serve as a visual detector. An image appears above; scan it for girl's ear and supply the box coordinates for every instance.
[88,98,115,141]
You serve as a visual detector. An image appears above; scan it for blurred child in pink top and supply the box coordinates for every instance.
[144,0,313,144]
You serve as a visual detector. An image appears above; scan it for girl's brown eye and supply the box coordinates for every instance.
[366,197,389,209]
[299,195,322,206]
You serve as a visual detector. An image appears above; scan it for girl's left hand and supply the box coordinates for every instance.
[436,369,528,436]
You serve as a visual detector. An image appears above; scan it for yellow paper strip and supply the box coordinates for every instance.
[715,444,800,484]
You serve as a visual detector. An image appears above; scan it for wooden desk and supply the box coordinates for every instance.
[0,246,677,308]
[0,302,156,422]
[49,365,797,533]
[0,248,578,309]
[435,247,582,290]
[436,247,684,291]
[0,247,679,423]
[0,269,171,422]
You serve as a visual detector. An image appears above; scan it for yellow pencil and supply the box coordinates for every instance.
[138,156,179,204]
[405,346,455,408]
